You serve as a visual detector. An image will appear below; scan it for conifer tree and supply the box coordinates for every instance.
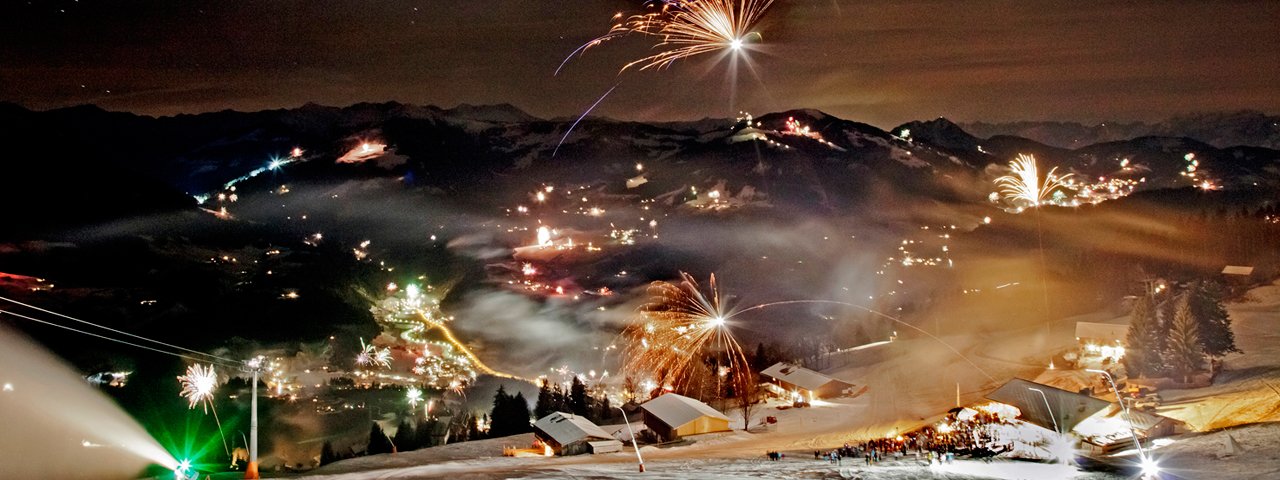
[510,391,533,433]
[488,385,513,437]
[569,376,590,417]
[1167,295,1205,383]
[320,441,339,465]
[392,419,416,451]
[366,422,395,455]
[1122,295,1163,378]
[1188,281,1240,358]
[534,380,555,420]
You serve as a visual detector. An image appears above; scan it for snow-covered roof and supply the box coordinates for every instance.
[986,378,1110,433]
[533,412,614,446]
[640,393,729,429]
[760,362,853,391]
[1222,265,1254,276]
[1075,322,1128,343]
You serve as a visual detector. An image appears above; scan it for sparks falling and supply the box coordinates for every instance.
[995,154,1073,208]
[356,338,392,369]
[176,364,218,412]
[562,0,776,73]
[624,272,751,395]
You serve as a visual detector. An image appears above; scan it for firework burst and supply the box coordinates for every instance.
[356,338,392,369]
[562,0,776,73]
[176,363,231,456]
[624,272,751,396]
[995,154,1073,208]
[177,364,219,413]
[406,386,423,410]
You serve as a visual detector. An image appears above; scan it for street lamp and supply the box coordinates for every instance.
[1027,387,1058,434]
[616,406,645,473]
[1087,369,1157,478]
[243,356,265,479]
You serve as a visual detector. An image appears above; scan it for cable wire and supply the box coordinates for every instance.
[0,309,242,369]
[0,295,240,365]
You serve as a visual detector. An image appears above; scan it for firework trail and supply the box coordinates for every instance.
[731,300,996,382]
[995,154,1073,208]
[553,82,620,156]
[553,0,777,156]
[176,364,231,456]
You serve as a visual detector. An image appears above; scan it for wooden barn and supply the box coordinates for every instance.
[640,393,731,442]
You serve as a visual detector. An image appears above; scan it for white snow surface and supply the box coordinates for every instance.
[300,280,1280,479]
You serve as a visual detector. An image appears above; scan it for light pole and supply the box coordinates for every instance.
[244,356,265,479]
[616,406,645,473]
[1087,369,1158,479]
[1027,387,1058,434]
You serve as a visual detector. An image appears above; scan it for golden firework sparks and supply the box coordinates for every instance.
[995,154,1073,208]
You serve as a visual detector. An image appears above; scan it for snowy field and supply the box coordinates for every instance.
[299,280,1280,479]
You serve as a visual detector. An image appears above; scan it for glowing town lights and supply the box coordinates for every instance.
[406,284,421,299]
[268,159,283,170]
[708,190,721,200]
[536,226,552,247]
[983,216,992,224]
[387,282,398,292]
[535,191,546,202]
[521,263,537,276]
[636,162,644,172]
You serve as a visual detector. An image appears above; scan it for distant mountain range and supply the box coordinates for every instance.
[2,102,1278,236]
[959,111,1280,150]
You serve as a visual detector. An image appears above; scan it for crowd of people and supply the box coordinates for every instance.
[783,405,1017,467]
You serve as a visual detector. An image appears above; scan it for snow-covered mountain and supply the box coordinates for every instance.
[2,101,1278,235]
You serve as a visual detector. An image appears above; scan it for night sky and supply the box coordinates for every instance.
[2,0,1277,127]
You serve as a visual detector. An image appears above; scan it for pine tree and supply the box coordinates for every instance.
[320,440,339,466]
[534,381,555,420]
[366,422,395,455]
[1188,281,1240,358]
[569,376,589,417]
[392,419,416,452]
[1122,295,1163,378]
[488,386,513,437]
[414,419,436,449]
[1167,295,1205,383]
[752,342,768,371]
[466,413,484,440]
[552,383,568,412]
[510,391,532,433]
[597,395,613,424]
